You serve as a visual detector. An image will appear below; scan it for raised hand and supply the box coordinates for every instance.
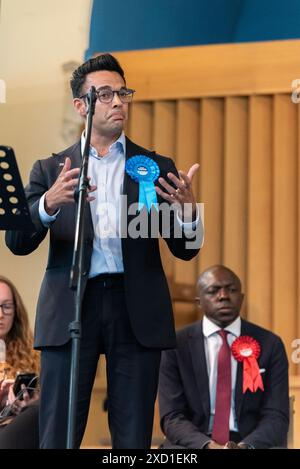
[155,163,199,221]
[44,157,96,215]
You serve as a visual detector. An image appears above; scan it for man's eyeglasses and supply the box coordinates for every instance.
[0,303,15,316]
[80,88,135,104]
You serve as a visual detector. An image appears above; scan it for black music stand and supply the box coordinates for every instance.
[0,146,33,231]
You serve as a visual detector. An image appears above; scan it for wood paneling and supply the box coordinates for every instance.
[247,96,273,328]
[128,102,153,147]
[153,101,176,279]
[273,94,297,374]
[173,100,199,285]
[223,97,248,290]
[113,40,300,100]
[197,98,224,274]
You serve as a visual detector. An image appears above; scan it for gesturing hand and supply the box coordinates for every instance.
[44,157,96,215]
[155,164,199,221]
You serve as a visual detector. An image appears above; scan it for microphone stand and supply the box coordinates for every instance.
[67,86,97,449]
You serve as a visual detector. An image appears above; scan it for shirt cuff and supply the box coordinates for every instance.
[39,193,60,227]
[176,205,200,234]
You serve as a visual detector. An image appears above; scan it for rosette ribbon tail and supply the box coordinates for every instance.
[243,356,264,393]
[139,180,158,212]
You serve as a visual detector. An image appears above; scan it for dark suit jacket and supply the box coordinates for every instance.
[5,138,200,349]
[159,319,289,449]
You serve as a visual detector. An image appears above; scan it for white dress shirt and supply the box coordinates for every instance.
[39,132,200,277]
[202,315,241,433]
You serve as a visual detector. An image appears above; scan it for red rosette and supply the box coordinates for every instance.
[231,336,264,394]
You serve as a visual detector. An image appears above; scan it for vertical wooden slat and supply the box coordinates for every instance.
[247,96,273,329]
[297,101,300,375]
[198,98,224,277]
[172,100,199,324]
[153,101,176,279]
[174,100,199,286]
[273,94,297,372]
[223,97,248,293]
[128,102,153,147]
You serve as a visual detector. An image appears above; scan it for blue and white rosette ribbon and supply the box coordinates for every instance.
[125,155,160,212]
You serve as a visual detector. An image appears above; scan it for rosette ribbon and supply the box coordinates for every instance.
[125,155,160,212]
[231,336,264,393]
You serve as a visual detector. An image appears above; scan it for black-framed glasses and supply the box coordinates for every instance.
[0,302,15,316]
[80,87,135,104]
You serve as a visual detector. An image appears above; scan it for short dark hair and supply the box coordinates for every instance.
[70,53,126,98]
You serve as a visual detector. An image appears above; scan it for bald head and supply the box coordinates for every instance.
[196,265,244,327]
[197,265,241,293]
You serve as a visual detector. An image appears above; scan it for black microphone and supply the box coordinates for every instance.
[85,86,97,113]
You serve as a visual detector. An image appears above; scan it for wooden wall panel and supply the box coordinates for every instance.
[172,100,199,321]
[173,100,199,286]
[273,94,297,373]
[153,101,176,279]
[223,98,248,291]
[128,102,153,148]
[247,96,273,329]
[114,40,300,100]
[197,98,224,274]
[298,104,300,375]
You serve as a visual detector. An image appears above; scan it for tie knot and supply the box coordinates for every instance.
[218,329,228,341]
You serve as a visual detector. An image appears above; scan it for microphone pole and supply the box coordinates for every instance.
[67,86,97,449]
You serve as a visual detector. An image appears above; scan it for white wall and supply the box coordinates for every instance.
[0,0,92,326]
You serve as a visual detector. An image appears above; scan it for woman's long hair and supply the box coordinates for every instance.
[0,276,39,377]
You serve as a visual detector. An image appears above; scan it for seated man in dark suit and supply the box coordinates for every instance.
[159,265,289,449]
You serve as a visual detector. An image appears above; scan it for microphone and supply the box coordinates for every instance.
[85,86,97,113]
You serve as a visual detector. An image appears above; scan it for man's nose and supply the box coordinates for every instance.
[112,92,123,106]
[218,288,229,300]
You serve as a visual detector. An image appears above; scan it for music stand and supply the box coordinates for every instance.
[0,146,33,231]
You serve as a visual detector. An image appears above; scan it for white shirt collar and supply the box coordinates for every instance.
[80,131,126,158]
[202,315,241,338]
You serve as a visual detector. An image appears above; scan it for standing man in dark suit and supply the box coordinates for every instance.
[5,54,203,448]
[159,265,289,449]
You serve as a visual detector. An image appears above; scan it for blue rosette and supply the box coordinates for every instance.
[125,155,160,212]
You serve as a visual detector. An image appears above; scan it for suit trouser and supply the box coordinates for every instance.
[39,274,161,448]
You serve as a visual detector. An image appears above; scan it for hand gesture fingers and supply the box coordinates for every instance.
[44,157,81,214]
[186,163,200,181]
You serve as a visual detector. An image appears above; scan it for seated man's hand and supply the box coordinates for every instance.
[205,441,225,449]
[224,441,239,449]
[237,442,250,449]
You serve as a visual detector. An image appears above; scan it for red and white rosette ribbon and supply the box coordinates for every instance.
[231,336,264,393]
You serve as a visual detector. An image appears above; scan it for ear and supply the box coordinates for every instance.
[73,98,87,118]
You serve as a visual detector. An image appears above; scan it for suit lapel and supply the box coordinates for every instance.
[189,321,211,419]
[234,320,247,421]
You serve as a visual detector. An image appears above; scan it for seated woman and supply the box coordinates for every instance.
[0,275,40,448]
